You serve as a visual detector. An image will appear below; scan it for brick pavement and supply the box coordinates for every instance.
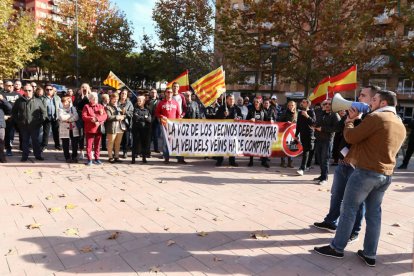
[0,149,413,275]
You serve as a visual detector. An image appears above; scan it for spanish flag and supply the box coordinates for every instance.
[309,65,357,104]
[103,71,125,89]
[308,77,331,105]
[329,65,357,92]
[166,70,190,93]
[191,66,226,107]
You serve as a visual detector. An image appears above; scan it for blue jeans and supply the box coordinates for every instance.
[151,120,161,152]
[161,126,169,159]
[324,164,365,235]
[315,139,332,180]
[330,168,391,259]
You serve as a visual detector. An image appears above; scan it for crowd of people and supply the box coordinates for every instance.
[0,79,411,267]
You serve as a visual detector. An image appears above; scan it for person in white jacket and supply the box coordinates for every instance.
[58,95,80,163]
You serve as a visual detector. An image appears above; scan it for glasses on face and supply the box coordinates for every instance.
[24,89,33,92]
[46,88,53,91]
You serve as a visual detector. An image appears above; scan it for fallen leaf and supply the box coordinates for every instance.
[95,198,102,202]
[24,170,33,174]
[212,217,219,221]
[58,194,67,198]
[158,180,166,183]
[45,195,53,200]
[195,208,202,211]
[163,226,170,231]
[149,266,160,273]
[26,223,41,229]
[65,203,77,209]
[197,231,208,237]
[250,231,269,239]
[23,204,35,208]
[64,228,79,236]
[120,188,126,191]
[318,188,330,192]
[387,232,395,236]
[280,174,288,177]
[108,231,120,240]
[80,246,94,253]
[391,223,401,227]
[4,249,16,256]
[48,207,61,213]
[156,207,165,211]
[213,256,223,262]
[120,199,126,203]
[11,203,22,206]
[166,240,176,246]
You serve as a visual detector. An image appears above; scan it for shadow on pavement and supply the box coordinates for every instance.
[17,229,413,275]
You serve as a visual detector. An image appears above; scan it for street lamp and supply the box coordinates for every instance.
[75,0,79,87]
[260,42,290,95]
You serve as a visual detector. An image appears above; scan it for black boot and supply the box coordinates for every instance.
[143,156,147,163]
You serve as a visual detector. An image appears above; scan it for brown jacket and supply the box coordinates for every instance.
[343,111,406,175]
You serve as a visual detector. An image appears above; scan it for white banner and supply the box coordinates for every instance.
[162,119,279,157]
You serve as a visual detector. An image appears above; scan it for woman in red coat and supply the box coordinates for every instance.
[82,92,107,165]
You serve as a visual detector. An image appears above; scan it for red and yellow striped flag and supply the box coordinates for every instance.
[308,77,331,105]
[167,70,190,93]
[191,66,226,107]
[328,65,357,92]
[103,71,125,89]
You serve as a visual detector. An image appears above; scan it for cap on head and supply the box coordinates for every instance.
[271,95,277,100]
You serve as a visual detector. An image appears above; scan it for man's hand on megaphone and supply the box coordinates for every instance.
[347,107,362,120]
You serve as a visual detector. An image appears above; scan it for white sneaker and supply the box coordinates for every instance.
[318,180,328,185]
[296,169,304,176]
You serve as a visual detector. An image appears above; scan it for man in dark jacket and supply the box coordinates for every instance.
[215,94,242,167]
[313,99,341,185]
[0,94,12,162]
[204,100,220,119]
[295,98,316,176]
[146,89,160,153]
[1,81,21,156]
[398,120,414,169]
[12,84,47,161]
[42,84,62,151]
[183,92,201,119]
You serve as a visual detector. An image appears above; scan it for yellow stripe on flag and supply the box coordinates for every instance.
[103,71,125,90]
[191,66,226,107]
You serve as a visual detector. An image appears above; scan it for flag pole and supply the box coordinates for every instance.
[354,64,358,101]
[326,76,330,100]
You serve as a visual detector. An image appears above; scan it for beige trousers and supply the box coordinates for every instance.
[107,132,124,159]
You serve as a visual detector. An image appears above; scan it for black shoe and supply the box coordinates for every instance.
[35,156,45,161]
[114,158,122,163]
[397,164,407,169]
[215,160,222,167]
[121,153,127,159]
[247,161,253,167]
[357,250,376,267]
[313,176,322,181]
[131,159,136,164]
[261,161,270,168]
[348,233,359,244]
[314,245,344,259]
[66,159,72,163]
[21,157,28,162]
[143,157,147,164]
[108,158,115,164]
[313,221,337,233]
[71,158,78,163]
[229,162,239,167]
[55,146,62,151]
[177,160,187,165]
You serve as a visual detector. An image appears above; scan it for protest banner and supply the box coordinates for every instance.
[161,119,303,158]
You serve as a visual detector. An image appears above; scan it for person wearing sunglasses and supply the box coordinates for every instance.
[41,84,62,152]
[1,81,21,156]
[313,99,341,185]
[11,84,47,161]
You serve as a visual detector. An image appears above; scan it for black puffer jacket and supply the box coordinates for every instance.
[12,96,47,129]
[0,97,12,128]
[215,105,242,119]
[314,111,341,141]
[295,109,316,140]
[132,107,151,128]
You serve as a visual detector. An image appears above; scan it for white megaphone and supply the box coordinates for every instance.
[331,93,370,113]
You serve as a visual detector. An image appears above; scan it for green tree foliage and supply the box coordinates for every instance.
[216,0,392,95]
[153,0,214,81]
[37,0,134,84]
[0,0,38,78]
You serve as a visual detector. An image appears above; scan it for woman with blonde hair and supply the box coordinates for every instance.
[280,100,298,168]
[58,95,80,163]
[105,93,126,163]
[82,92,107,165]
[74,83,91,158]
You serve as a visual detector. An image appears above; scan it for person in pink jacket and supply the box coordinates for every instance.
[82,92,107,165]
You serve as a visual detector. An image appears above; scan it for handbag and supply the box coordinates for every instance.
[120,120,127,131]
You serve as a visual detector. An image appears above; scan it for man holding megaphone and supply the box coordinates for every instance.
[315,89,406,267]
